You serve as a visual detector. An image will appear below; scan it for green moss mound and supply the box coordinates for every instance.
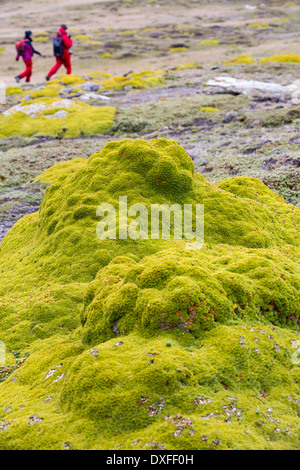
[82,244,300,345]
[0,139,299,449]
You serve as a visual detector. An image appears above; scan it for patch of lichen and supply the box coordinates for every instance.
[0,139,299,449]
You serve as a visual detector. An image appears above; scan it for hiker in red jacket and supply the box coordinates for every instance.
[15,30,42,83]
[46,25,73,80]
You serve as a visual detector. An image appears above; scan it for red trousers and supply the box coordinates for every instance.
[48,54,72,77]
[19,60,32,82]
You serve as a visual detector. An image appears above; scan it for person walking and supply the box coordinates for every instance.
[45,25,73,80]
[15,30,42,83]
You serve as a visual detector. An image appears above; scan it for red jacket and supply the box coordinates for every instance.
[57,27,73,58]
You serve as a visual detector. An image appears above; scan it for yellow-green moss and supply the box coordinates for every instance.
[6,87,23,96]
[101,71,165,90]
[175,63,199,70]
[88,71,113,80]
[28,84,60,100]
[199,40,219,46]
[223,55,256,65]
[100,53,113,59]
[57,74,86,86]
[82,243,300,344]
[32,35,49,43]
[169,47,188,53]
[259,53,300,63]
[200,106,220,113]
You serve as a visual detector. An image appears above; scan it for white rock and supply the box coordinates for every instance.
[45,110,68,119]
[206,76,298,96]
[79,92,110,101]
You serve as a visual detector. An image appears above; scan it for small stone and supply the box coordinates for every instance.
[53,373,64,383]
[89,348,99,357]
[75,82,100,92]
[194,396,212,405]
[29,415,43,425]
[131,440,140,446]
[223,111,239,123]
[250,120,261,127]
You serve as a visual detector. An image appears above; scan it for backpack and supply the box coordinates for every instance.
[15,39,27,56]
[53,36,63,57]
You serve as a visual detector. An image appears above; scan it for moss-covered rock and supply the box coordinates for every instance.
[0,138,299,449]
[0,98,115,139]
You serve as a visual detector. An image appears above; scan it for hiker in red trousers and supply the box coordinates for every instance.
[15,30,42,83]
[46,25,73,80]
